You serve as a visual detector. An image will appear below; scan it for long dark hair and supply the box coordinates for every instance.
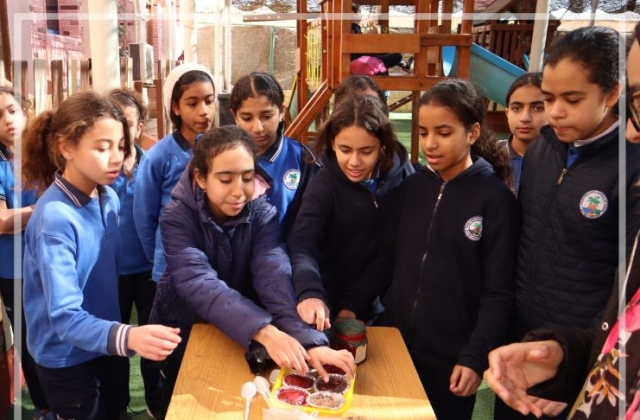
[230,72,286,137]
[505,72,542,106]
[544,26,621,95]
[23,91,130,193]
[420,79,513,186]
[315,94,400,176]
[190,125,256,178]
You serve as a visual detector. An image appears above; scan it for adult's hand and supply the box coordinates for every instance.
[253,324,310,374]
[484,340,565,417]
[297,298,331,331]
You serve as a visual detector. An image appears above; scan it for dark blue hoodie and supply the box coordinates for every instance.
[150,168,329,353]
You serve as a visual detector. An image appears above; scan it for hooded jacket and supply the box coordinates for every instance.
[341,158,519,376]
[150,168,329,352]
[514,124,640,337]
[287,146,414,319]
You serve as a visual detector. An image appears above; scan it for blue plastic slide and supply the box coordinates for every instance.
[442,43,526,106]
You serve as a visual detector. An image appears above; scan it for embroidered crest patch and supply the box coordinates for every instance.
[283,169,301,190]
[464,216,483,241]
[579,190,608,219]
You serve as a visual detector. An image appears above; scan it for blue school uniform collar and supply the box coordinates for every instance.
[53,173,106,207]
[0,143,12,161]
[259,134,284,163]
[173,130,193,151]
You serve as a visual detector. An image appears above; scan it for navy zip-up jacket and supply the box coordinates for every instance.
[150,169,329,354]
[342,158,519,376]
[288,147,414,320]
[514,124,640,338]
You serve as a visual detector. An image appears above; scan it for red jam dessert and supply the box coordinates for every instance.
[307,391,346,410]
[322,364,346,375]
[275,387,309,406]
[315,374,349,394]
[283,373,315,389]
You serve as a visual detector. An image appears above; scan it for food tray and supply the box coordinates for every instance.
[269,367,356,416]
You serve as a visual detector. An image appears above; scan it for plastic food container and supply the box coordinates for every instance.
[269,367,356,415]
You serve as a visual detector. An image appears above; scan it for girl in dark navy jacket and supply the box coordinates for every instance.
[340,80,519,420]
[288,94,413,331]
[148,126,355,419]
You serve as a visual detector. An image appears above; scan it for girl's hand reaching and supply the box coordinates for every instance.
[297,298,331,331]
[253,325,310,374]
[307,347,356,382]
[127,325,181,361]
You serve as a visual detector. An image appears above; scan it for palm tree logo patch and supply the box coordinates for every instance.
[579,190,608,219]
[283,169,301,190]
[464,216,483,241]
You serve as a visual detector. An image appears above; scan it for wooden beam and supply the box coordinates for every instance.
[419,34,472,47]
[0,0,11,81]
[343,33,421,54]
[285,80,332,141]
[369,75,448,91]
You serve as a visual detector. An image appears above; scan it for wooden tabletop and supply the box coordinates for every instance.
[166,324,435,419]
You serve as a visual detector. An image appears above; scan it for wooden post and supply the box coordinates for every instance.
[33,59,47,114]
[80,60,91,90]
[0,0,11,82]
[68,60,79,95]
[51,60,64,109]
[154,78,165,139]
[120,57,133,89]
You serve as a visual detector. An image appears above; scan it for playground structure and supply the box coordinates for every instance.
[285,0,558,160]
[286,0,475,161]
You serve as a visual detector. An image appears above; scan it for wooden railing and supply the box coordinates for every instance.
[471,21,559,69]
[0,58,176,140]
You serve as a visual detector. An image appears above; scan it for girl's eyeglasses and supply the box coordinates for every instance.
[628,86,640,132]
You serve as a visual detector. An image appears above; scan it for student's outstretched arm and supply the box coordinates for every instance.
[287,173,334,330]
[484,340,565,418]
[160,201,273,350]
[251,199,329,348]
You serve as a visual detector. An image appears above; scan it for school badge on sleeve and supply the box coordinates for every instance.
[579,190,608,219]
[283,169,301,190]
[464,216,483,241]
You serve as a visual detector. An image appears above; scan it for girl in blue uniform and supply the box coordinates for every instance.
[230,72,318,238]
[21,91,181,419]
[108,88,156,414]
[147,125,355,419]
[134,62,216,283]
[340,79,519,420]
[133,63,215,413]
[0,87,53,419]
[288,94,413,331]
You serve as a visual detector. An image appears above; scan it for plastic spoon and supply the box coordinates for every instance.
[253,375,272,406]
[241,381,257,420]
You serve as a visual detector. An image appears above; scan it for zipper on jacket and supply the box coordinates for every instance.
[370,192,378,209]
[409,183,445,337]
[522,162,576,325]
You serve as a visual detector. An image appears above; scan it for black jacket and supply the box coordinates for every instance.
[288,146,414,320]
[524,230,640,407]
[342,158,519,376]
[514,124,640,338]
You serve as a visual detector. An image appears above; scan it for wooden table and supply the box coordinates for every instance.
[166,324,435,419]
